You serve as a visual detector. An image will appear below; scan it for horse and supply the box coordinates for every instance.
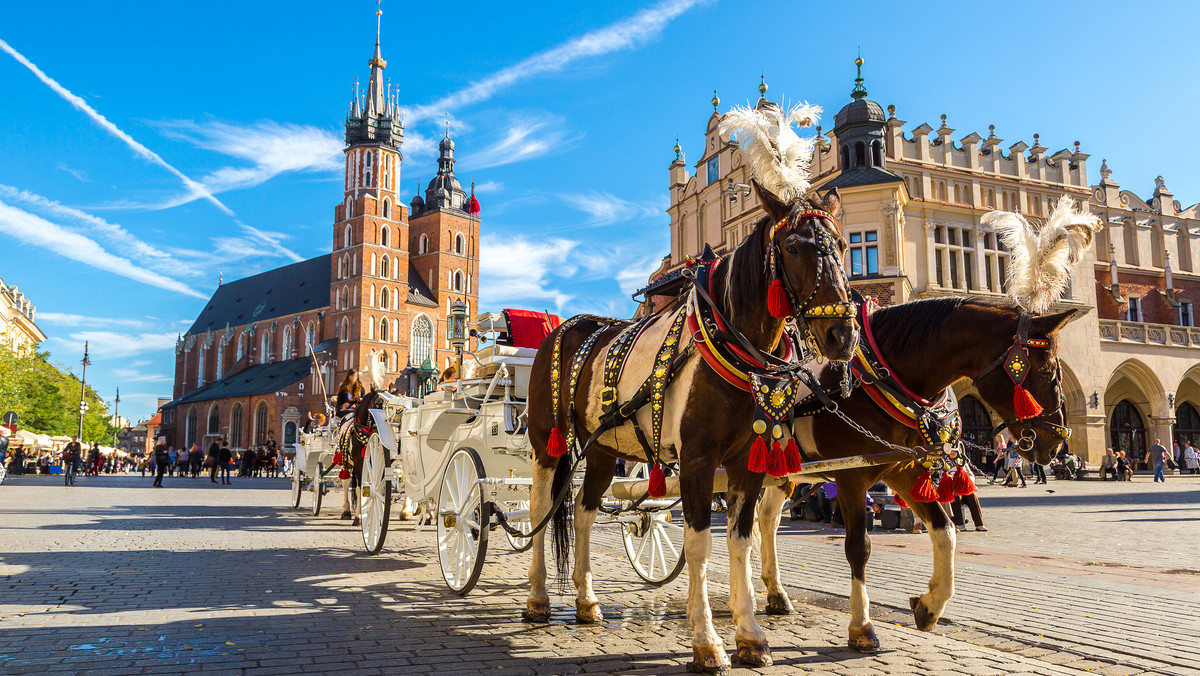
[759,296,1078,653]
[336,389,387,525]
[524,180,859,672]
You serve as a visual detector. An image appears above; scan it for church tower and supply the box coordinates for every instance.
[330,8,408,381]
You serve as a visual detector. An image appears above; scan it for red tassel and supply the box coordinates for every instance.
[767,279,792,319]
[547,427,567,457]
[332,451,342,466]
[338,468,350,480]
[647,463,666,498]
[1013,384,1043,419]
[783,438,803,475]
[936,474,956,503]
[911,471,939,503]
[767,440,786,477]
[749,436,768,473]
[893,494,908,509]
[952,467,977,496]
[468,193,481,215]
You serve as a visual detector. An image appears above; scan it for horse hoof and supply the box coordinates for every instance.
[352,517,361,527]
[765,592,794,615]
[687,645,731,673]
[522,599,551,623]
[910,595,937,632]
[340,511,351,520]
[575,601,603,624]
[848,625,880,652]
[733,639,772,667]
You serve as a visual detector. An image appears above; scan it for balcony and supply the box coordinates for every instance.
[1098,319,1200,348]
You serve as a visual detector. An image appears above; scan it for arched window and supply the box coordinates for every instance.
[954,185,962,204]
[455,233,465,255]
[871,140,882,167]
[411,314,433,365]
[260,332,270,364]
[237,334,245,361]
[366,152,373,168]
[380,255,390,279]
[207,404,220,435]
[380,225,390,247]
[382,200,391,221]
[215,341,224,378]
[454,271,464,291]
[254,402,269,447]
[380,287,390,309]
[197,347,206,384]
[185,407,198,449]
[958,395,993,466]
[379,318,389,342]
[840,144,850,170]
[987,189,996,208]
[419,234,429,254]
[229,403,243,449]
[304,322,315,356]
[1031,195,1042,216]
[282,325,292,360]
[854,141,866,167]
[1174,402,1200,449]
[938,182,947,201]
[343,224,353,249]
[1110,399,1146,464]
[377,350,388,374]
[344,196,352,219]
[340,317,350,342]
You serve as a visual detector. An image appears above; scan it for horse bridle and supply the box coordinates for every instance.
[768,208,858,329]
[972,313,1071,452]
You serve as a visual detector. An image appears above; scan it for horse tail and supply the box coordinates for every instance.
[550,452,574,587]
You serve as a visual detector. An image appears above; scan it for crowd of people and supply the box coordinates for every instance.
[982,434,1088,487]
[1095,438,1199,481]
[147,434,290,488]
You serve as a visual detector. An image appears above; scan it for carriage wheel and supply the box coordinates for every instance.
[504,500,533,552]
[622,509,686,586]
[360,433,391,555]
[436,447,490,595]
[290,460,303,510]
[312,462,324,517]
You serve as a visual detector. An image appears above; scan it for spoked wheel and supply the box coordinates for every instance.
[622,509,686,586]
[290,460,303,510]
[312,462,324,516]
[360,433,391,555]
[504,500,533,552]
[437,447,490,595]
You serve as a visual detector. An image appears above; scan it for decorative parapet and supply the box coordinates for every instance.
[1099,319,1200,348]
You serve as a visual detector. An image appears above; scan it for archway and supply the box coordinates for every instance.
[1174,402,1200,450]
[1110,400,1147,467]
[959,395,995,467]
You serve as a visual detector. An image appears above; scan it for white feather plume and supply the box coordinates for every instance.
[718,101,821,203]
[982,196,1101,313]
[368,352,385,391]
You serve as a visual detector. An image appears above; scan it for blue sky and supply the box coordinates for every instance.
[3,0,1198,422]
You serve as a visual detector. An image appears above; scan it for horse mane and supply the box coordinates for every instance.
[868,296,1025,360]
[717,213,772,326]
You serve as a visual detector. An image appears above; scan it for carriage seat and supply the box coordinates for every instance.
[475,344,536,398]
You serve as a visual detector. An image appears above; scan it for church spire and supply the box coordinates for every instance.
[365,7,387,116]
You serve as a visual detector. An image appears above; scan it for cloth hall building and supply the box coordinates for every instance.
[640,63,1200,468]
[159,17,480,453]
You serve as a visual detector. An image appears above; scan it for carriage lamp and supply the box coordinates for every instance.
[448,299,469,349]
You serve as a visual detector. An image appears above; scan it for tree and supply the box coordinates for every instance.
[0,343,119,444]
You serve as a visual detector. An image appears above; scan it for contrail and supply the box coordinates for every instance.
[0,37,234,216]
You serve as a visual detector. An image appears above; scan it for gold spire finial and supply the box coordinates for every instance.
[711,89,720,111]
[758,75,767,99]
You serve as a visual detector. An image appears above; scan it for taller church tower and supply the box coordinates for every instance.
[329,8,408,379]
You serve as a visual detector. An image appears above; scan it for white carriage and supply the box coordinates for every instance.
[292,422,341,516]
[356,309,688,594]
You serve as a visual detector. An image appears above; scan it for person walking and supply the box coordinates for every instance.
[167,446,177,477]
[152,442,170,487]
[989,436,1008,484]
[1032,459,1048,485]
[1147,438,1172,483]
[189,443,202,477]
[62,437,82,486]
[219,440,233,485]
[1005,442,1027,487]
[207,439,220,484]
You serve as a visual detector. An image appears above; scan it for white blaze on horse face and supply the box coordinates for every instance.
[683,524,725,658]
[726,496,767,648]
[756,485,789,599]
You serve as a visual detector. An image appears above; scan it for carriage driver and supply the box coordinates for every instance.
[335,369,365,418]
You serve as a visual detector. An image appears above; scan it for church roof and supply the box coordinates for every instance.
[820,166,904,191]
[165,338,338,409]
[406,262,438,307]
[185,255,331,336]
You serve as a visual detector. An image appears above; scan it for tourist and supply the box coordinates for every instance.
[1099,448,1116,481]
[1116,450,1133,481]
[1146,438,1172,483]
[1005,443,1027,488]
[152,443,170,487]
[336,369,364,416]
[1183,442,1199,474]
[62,439,80,485]
[189,443,202,477]
[989,436,1008,484]
[207,440,220,483]
[1031,458,1048,485]
[167,446,177,477]
[219,440,233,484]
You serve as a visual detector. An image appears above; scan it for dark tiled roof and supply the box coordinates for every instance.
[633,269,686,300]
[819,166,904,191]
[186,255,331,336]
[165,358,312,408]
[407,262,438,307]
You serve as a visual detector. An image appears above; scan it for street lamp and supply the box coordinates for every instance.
[446,299,469,386]
[77,341,91,441]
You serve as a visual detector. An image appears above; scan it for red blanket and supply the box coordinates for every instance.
[503,309,561,349]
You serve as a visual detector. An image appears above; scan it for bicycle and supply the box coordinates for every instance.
[64,460,77,486]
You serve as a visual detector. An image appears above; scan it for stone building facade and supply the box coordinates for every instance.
[159,13,480,452]
[641,63,1200,466]
[0,277,46,353]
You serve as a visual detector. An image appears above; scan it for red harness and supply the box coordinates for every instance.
[852,298,950,430]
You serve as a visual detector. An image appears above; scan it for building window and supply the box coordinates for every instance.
[304,322,315,356]
[454,271,464,292]
[382,200,391,221]
[1127,295,1142,323]
[237,335,245,361]
[343,224,353,249]
[1174,403,1200,450]
[455,233,465,255]
[411,315,433,365]
[848,231,878,277]
[854,141,866,168]
[254,402,269,447]
[380,225,390,247]
[1179,300,1193,327]
[185,407,198,449]
[340,318,350,342]
[282,325,292,360]
[230,403,242,449]
[207,404,220,435]
[419,234,429,254]
[932,225,976,291]
[197,348,206,385]
[380,255,390,279]
[871,140,882,167]
[380,287,390,310]
[379,318,389,342]
[982,231,1009,293]
[840,145,850,170]
[706,155,719,185]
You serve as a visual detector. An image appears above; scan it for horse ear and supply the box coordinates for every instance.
[1030,308,1081,336]
[752,179,789,222]
[819,187,841,218]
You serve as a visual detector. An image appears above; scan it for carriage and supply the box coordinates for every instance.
[292,422,341,516]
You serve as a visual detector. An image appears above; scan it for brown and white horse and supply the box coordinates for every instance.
[524,183,858,672]
[337,389,386,525]
[767,297,1077,652]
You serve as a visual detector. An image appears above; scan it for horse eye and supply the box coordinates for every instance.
[784,243,800,256]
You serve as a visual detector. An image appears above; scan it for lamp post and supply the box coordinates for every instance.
[77,341,91,441]
[112,387,120,447]
[447,299,469,388]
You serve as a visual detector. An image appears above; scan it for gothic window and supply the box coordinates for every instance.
[344,197,352,219]
[840,145,850,170]
[380,287,389,309]
[366,152,373,168]
[260,332,270,364]
[1110,399,1146,461]
[871,140,882,167]
[411,315,433,365]
[854,141,866,168]
[343,224,353,249]
[419,234,429,254]
[282,325,292,360]
[254,402,269,447]
[207,404,220,435]
[380,255,390,278]
[454,271,464,292]
[304,322,315,356]
[366,170,372,187]
[379,318,389,342]
[1174,402,1200,449]
[185,407,198,449]
[230,403,243,449]
[340,317,350,342]
[237,334,245,361]
[197,348,206,385]
[848,231,878,277]
[215,341,224,378]
[455,233,465,254]
[381,224,390,247]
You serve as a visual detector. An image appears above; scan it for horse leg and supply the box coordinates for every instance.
[523,459,556,622]
[756,483,793,616]
[340,477,352,520]
[838,476,878,652]
[899,491,956,631]
[681,458,730,673]
[725,470,771,667]
[572,457,612,623]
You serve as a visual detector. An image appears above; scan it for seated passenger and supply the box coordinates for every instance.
[336,369,364,418]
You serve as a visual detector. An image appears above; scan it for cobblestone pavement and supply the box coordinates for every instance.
[0,474,1194,675]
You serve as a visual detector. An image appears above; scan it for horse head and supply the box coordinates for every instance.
[755,181,858,362]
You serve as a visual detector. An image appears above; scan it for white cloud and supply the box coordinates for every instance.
[36,312,151,329]
[615,255,667,296]
[479,235,577,310]
[48,331,178,360]
[56,163,89,182]
[473,180,503,194]
[404,0,701,123]
[110,366,171,383]
[212,223,304,263]
[0,38,232,216]
[559,191,663,226]
[0,200,206,298]
[464,117,578,170]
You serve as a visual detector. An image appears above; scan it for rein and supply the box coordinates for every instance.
[767,210,858,326]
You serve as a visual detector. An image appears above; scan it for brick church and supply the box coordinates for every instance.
[159,12,480,453]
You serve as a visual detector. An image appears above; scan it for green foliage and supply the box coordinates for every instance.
[0,343,119,444]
